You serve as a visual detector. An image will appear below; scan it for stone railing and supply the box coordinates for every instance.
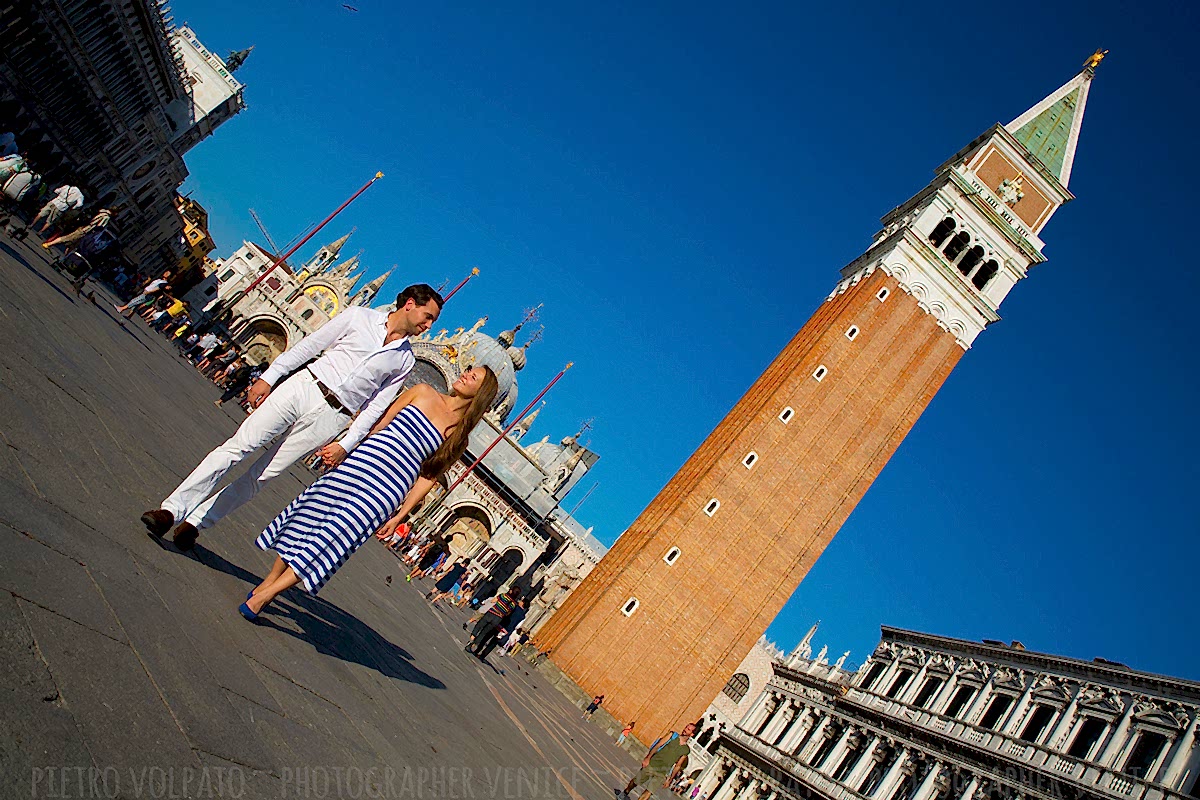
[724,727,867,800]
[852,694,1187,800]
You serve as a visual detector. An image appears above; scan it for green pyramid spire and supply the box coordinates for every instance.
[1005,62,1097,188]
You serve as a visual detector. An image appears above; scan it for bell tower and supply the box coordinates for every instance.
[535,58,1101,738]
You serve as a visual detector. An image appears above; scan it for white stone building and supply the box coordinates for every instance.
[183,231,389,364]
[695,627,1200,800]
[168,26,248,153]
[398,317,608,608]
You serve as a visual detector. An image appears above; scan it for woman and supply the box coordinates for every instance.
[239,365,498,619]
[617,721,635,746]
[427,558,468,606]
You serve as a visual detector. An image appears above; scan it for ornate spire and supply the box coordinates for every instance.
[1004,54,1101,188]
[323,229,355,259]
[498,303,542,347]
[225,45,254,73]
[789,620,819,663]
[513,401,545,440]
[351,268,391,306]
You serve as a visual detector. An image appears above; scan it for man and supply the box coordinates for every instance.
[618,722,697,800]
[465,587,521,659]
[479,597,526,660]
[115,271,172,319]
[43,207,113,249]
[32,184,84,233]
[140,284,442,550]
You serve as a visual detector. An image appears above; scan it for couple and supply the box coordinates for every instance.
[140,283,497,617]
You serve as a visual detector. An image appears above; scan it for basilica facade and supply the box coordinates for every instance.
[694,628,1200,800]
[183,231,390,364]
[398,317,608,610]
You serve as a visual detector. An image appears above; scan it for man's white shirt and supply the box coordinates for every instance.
[258,306,415,452]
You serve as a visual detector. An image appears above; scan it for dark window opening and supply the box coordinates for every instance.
[979,695,1014,730]
[973,260,999,290]
[301,309,314,320]
[889,775,914,800]
[1067,718,1106,760]
[958,246,985,276]
[929,218,956,248]
[810,727,843,768]
[886,669,914,699]
[723,673,750,704]
[1122,731,1167,779]
[944,686,975,718]
[913,678,944,709]
[858,751,894,797]
[1020,704,1056,743]
[696,727,714,747]
[862,662,887,691]
[833,743,866,782]
[943,232,971,261]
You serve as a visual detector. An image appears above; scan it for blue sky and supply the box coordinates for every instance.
[176,1,1199,681]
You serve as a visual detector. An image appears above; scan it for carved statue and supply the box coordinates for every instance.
[467,316,488,336]
[835,651,850,670]
[998,176,1025,206]
[815,645,828,664]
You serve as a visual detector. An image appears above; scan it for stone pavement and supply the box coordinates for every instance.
[0,234,643,800]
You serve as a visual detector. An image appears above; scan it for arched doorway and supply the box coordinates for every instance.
[240,317,288,365]
[440,506,491,559]
[474,548,524,601]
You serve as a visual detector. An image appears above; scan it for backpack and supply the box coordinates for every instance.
[2,169,42,203]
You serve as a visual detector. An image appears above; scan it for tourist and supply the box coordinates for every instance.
[583,694,605,720]
[214,360,257,407]
[42,207,112,249]
[476,596,526,660]
[406,535,449,581]
[114,271,172,319]
[617,721,635,746]
[139,285,442,551]
[618,721,697,800]
[465,586,521,658]
[32,184,84,234]
[427,558,468,606]
[239,366,498,620]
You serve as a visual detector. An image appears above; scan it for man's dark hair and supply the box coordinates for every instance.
[396,283,444,311]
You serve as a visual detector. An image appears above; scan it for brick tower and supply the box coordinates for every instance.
[535,57,1102,738]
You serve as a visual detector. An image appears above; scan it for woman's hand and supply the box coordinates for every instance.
[375,513,402,541]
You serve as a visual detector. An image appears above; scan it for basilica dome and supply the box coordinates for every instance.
[408,322,529,419]
[457,330,518,413]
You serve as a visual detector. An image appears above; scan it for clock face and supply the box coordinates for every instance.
[304,285,338,315]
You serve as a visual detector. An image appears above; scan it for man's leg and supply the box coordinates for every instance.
[159,374,317,526]
[182,378,347,530]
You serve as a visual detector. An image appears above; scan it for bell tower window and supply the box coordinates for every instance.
[972,260,999,290]
[943,232,971,261]
[929,217,956,248]
[957,246,985,276]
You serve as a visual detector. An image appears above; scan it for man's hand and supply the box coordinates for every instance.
[317,442,347,467]
[246,379,272,408]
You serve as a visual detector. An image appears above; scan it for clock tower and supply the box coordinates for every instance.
[535,59,1101,738]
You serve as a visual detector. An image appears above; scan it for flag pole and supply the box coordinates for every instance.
[443,267,480,302]
[216,172,384,317]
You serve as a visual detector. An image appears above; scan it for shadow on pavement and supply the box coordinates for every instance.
[191,542,446,689]
[0,241,76,304]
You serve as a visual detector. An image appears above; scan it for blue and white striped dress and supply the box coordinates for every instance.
[256,405,443,594]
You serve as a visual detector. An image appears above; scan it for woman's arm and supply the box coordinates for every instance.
[368,386,423,436]
[374,475,437,536]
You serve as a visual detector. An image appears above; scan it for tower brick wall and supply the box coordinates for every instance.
[536,269,964,737]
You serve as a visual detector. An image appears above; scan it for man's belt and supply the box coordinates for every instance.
[307,369,348,413]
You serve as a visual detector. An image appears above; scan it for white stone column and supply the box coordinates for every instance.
[845,736,883,789]
[958,775,981,800]
[1158,712,1199,787]
[900,662,932,705]
[1002,678,1038,738]
[798,716,834,762]
[760,702,795,744]
[733,777,761,800]
[778,707,815,752]
[1046,685,1083,750]
[928,673,957,715]
[820,727,858,775]
[742,692,777,735]
[911,762,945,800]
[1097,698,1136,768]
[873,749,911,800]
[962,675,996,725]
[709,768,743,800]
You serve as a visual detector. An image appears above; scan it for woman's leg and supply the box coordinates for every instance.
[246,562,301,614]
[252,556,289,596]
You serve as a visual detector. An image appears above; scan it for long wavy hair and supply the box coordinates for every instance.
[420,365,499,480]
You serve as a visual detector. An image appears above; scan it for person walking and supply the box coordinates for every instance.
[583,694,605,720]
[427,558,468,606]
[464,586,520,657]
[239,366,498,619]
[114,271,172,319]
[139,284,443,551]
[43,207,112,248]
[618,722,697,800]
[476,596,526,660]
[32,184,84,234]
[214,360,255,407]
[617,722,636,747]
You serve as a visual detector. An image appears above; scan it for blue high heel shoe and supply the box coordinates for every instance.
[247,591,255,600]
[238,602,259,622]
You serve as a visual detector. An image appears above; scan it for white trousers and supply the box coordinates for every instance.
[162,372,349,529]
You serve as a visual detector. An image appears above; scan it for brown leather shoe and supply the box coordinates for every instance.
[140,509,174,537]
[172,521,199,551]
